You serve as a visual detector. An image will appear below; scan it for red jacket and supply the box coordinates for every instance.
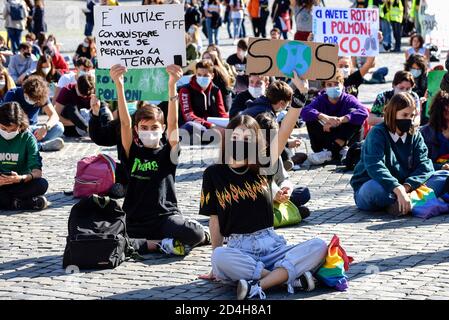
[179,76,228,128]
[52,53,69,74]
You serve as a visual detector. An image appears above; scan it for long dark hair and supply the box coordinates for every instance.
[429,90,449,133]
[0,102,30,132]
[405,54,427,74]
[220,115,266,173]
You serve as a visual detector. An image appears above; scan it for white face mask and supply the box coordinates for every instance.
[83,41,89,48]
[340,67,351,78]
[24,94,36,105]
[248,85,265,98]
[0,81,5,90]
[42,67,51,75]
[138,130,163,148]
[0,128,19,140]
[394,87,412,95]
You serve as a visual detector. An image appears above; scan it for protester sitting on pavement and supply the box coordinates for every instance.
[270,27,281,40]
[179,60,228,140]
[0,102,49,211]
[55,74,94,137]
[8,42,37,86]
[0,66,16,103]
[226,39,249,94]
[301,70,369,165]
[202,49,235,87]
[3,75,64,152]
[230,75,270,118]
[404,53,428,99]
[369,70,421,126]
[255,112,311,219]
[30,53,60,84]
[0,35,14,66]
[202,51,233,112]
[25,32,42,58]
[421,91,449,171]
[206,44,236,83]
[198,73,327,300]
[110,63,210,256]
[44,42,69,75]
[351,92,449,216]
[338,56,376,98]
[53,57,94,105]
[73,36,96,64]
[405,34,430,63]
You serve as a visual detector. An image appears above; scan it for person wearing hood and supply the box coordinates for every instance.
[301,70,369,165]
[178,60,228,140]
[230,75,270,118]
[241,80,293,119]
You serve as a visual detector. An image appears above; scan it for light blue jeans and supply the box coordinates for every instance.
[354,170,449,211]
[211,228,327,286]
[380,18,392,48]
[206,18,219,45]
[232,17,243,39]
[30,122,65,150]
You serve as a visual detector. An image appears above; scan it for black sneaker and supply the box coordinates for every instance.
[298,206,310,220]
[202,228,211,246]
[290,271,316,293]
[12,196,49,211]
[237,279,266,300]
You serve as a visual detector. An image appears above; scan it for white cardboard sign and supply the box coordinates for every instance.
[94,4,186,69]
[312,6,379,57]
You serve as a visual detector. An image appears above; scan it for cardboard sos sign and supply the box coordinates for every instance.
[246,38,338,81]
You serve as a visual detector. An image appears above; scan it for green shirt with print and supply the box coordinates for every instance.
[0,131,42,175]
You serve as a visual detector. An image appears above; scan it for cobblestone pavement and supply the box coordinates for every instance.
[2,0,449,301]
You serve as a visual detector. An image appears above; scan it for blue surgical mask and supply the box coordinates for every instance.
[326,86,343,100]
[410,68,422,78]
[196,76,211,89]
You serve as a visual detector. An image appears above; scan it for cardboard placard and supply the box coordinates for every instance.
[426,70,446,117]
[419,0,449,50]
[246,37,338,81]
[96,68,169,101]
[94,4,186,69]
[312,7,379,57]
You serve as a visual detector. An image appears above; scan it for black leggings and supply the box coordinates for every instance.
[128,214,206,254]
[61,105,88,131]
[306,120,363,154]
[0,178,48,209]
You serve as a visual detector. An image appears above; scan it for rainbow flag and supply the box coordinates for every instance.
[316,235,354,291]
[411,185,449,219]
[436,154,449,164]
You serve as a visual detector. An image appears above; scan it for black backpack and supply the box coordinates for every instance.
[63,195,137,270]
[9,2,26,21]
[344,142,363,171]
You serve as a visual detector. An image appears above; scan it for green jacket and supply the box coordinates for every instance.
[351,123,434,193]
[0,131,42,175]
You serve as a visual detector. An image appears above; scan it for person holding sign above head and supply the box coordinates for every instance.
[198,72,327,300]
[178,60,228,143]
[300,70,369,166]
[369,70,421,127]
[351,92,449,216]
[109,63,209,256]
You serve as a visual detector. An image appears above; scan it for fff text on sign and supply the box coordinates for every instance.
[312,7,379,57]
[94,4,186,69]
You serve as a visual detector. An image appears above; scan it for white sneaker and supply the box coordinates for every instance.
[40,138,64,152]
[308,149,332,165]
[158,238,186,256]
[339,146,349,163]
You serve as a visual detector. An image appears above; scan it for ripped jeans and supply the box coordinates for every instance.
[211,228,327,289]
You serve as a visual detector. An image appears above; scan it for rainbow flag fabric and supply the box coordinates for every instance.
[436,154,449,164]
[410,185,449,219]
[316,235,354,292]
